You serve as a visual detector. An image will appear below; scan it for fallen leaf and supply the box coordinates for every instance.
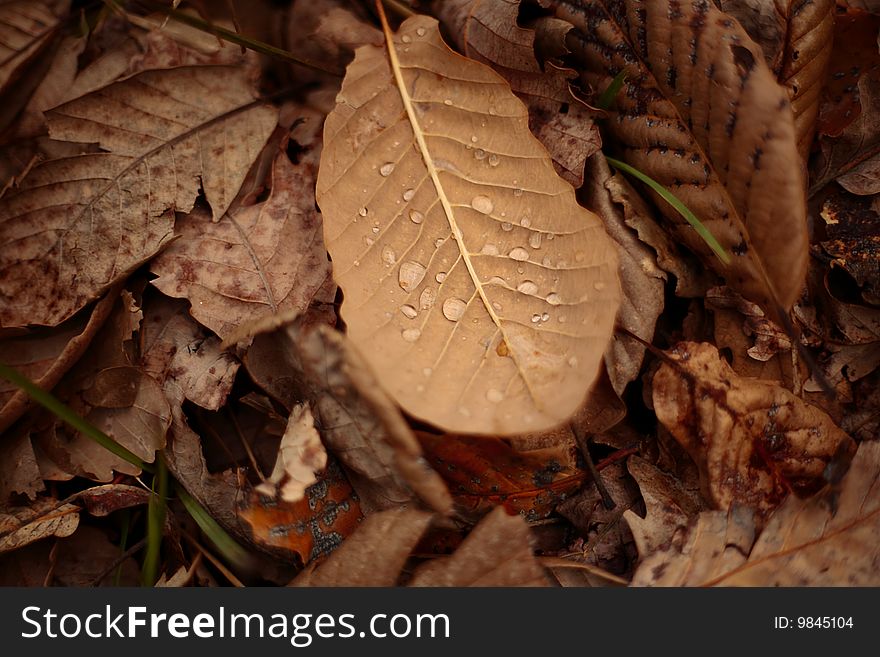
[0,1,63,94]
[409,506,547,586]
[582,154,665,396]
[555,0,808,315]
[818,189,880,303]
[632,439,880,586]
[623,456,705,559]
[0,498,79,555]
[434,0,602,186]
[245,322,453,514]
[417,431,584,521]
[0,288,116,433]
[151,130,332,342]
[292,508,432,586]
[240,458,363,564]
[718,0,834,159]
[255,403,327,503]
[651,341,856,519]
[317,14,620,435]
[0,423,43,501]
[0,65,278,328]
[75,484,152,517]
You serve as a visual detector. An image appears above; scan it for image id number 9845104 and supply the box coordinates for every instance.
[774,617,854,629]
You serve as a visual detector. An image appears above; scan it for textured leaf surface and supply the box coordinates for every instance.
[652,342,855,519]
[632,440,880,586]
[0,65,277,328]
[317,15,620,435]
[554,0,808,314]
[0,1,61,93]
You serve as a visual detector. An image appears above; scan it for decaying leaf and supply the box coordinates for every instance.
[632,440,880,586]
[151,131,332,342]
[434,0,602,186]
[0,65,277,328]
[0,289,116,432]
[317,14,620,435]
[245,322,452,514]
[0,424,43,501]
[651,341,855,518]
[718,0,834,159]
[554,0,808,315]
[255,403,327,503]
[0,498,79,555]
[409,506,547,586]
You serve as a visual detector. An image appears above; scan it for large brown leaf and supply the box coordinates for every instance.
[718,0,834,159]
[433,0,602,186]
[0,65,277,328]
[0,2,62,95]
[553,0,808,315]
[651,341,855,519]
[317,15,620,435]
[632,440,880,586]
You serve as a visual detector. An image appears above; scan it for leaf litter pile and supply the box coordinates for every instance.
[0,0,877,587]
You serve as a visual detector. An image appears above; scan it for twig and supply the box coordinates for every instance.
[570,422,616,510]
[90,538,148,586]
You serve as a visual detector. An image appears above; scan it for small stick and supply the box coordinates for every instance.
[570,422,616,510]
[89,538,147,586]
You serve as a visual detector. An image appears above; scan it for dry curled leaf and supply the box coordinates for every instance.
[0,65,277,328]
[245,322,453,514]
[317,14,620,435]
[0,498,79,555]
[434,0,602,186]
[151,130,331,342]
[652,341,855,519]
[554,0,808,315]
[718,0,834,159]
[632,440,880,586]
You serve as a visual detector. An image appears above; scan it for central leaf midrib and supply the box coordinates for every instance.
[380,21,541,407]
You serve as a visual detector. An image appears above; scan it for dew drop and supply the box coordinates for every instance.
[501,222,513,231]
[517,266,524,274]
[435,271,447,283]
[474,148,486,160]
[492,301,502,311]
[541,312,550,321]
[486,389,504,403]
[400,304,418,319]
[546,292,562,305]
[496,340,510,357]
[487,275,506,286]
[528,232,542,249]
[409,209,424,224]
[568,356,578,367]
[470,135,478,144]
[471,195,494,214]
[443,99,453,106]
[513,188,523,197]
[416,27,426,36]
[358,207,368,217]
[419,287,436,309]
[520,216,531,228]
[542,256,552,266]
[575,251,586,262]
[480,243,499,256]
[594,281,606,291]
[401,34,412,43]
[558,315,567,323]
[403,188,415,201]
[546,232,555,241]
[531,314,541,323]
[517,280,538,295]
[363,236,374,246]
[488,153,500,167]
[379,162,395,176]
[509,247,529,261]
[434,237,444,248]
[442,297,467,321]
[458,407,472,417]
[382,246,397,265]
[398,260,426,291]
[371,226,380,234]
[402,328,421,342]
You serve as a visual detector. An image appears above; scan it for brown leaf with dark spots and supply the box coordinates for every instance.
[651,341,856,519]
[719,0,834,159]
[434,0,602,186]
[292,508,432,587]
[151,124,332,342]
[632,440,880,586]
[554,0,808,315]
[818,189,880,302]
[76,484,151,517]
[0,498,79,555]
[409,506,547,586]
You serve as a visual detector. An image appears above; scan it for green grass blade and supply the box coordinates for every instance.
[142,454,168,586]
[604,156,731,264]
[0,363,153,472]
[175,483,251,570]
[597,70,627,110]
